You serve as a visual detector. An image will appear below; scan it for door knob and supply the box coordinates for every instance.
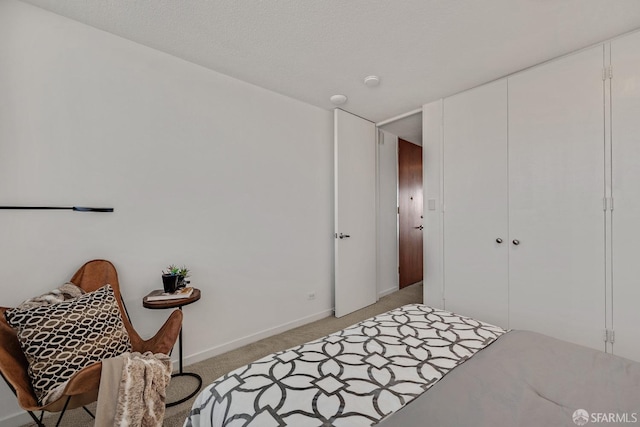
[496,238,503,244]
[338,233,351,239]
[512,239,520,246]
[414,225,424,230]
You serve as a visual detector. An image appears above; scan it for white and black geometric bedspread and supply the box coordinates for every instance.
[185,304,507,427]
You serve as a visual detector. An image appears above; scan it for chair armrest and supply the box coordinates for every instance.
[135,309,183,355]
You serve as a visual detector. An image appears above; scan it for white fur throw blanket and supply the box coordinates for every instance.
[96,352,172,427]
[13,282,84,312]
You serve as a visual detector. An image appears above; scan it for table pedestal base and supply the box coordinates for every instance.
[166,372,203,407]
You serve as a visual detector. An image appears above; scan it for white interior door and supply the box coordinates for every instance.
[611,31,640,361]
[443,80,509,328]
[508,46,606,350]
[334,109,377,317]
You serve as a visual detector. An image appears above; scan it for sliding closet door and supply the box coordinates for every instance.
[443,80,509,328]
[508,46,606,350]
[611,31,640,361]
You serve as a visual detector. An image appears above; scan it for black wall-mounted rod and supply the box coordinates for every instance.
[0,206,114,212]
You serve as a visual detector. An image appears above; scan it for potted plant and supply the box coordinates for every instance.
[162,264,190,293]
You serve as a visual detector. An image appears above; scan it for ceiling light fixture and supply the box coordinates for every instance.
[364,75,380,87]
[330,94,348,105]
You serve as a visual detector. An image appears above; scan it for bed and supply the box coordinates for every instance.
[185,304,640,427]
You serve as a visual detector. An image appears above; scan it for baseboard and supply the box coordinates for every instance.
[0,409,34,427]
[181,308,334,368]
[378,286,398,298]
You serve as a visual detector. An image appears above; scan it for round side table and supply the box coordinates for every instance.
[143,288,203,407]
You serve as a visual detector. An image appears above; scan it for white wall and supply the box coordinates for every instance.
[377,130,398,297]
[0,1,333,424]
[422,100,444,308]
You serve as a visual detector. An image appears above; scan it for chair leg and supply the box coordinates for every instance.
[26,403,93,427]
[82,406,95,419]
[54,396,71,427]
[25,410,45,427]
[1,372,46,427]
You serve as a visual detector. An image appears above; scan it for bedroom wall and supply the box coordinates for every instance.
[422,100,444,309]
[377,130,399,297]
[0,1,333,424]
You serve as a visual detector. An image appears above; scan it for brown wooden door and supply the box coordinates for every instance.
[398,139,423,288]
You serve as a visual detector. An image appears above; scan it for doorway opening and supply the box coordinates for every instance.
[398,138,423,288]
[377,109,424,294]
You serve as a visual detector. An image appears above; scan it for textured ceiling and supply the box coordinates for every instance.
[18,0,640,142]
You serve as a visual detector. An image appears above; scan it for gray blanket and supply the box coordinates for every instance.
[378,330,640,427]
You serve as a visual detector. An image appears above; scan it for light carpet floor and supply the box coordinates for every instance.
[25,283,422,426]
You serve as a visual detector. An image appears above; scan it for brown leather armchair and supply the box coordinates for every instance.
[0,259,183,426]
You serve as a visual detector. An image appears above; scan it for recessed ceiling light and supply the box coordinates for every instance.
[364,75,380,87]
[330,94,348,105]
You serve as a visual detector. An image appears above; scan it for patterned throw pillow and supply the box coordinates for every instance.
[4,285,132,405]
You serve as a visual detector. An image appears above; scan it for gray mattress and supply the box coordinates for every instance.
[378,330,640,427]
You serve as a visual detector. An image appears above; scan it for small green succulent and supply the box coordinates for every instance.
[163,264,190,277]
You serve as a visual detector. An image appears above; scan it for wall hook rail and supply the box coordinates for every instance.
[0,206,114,212]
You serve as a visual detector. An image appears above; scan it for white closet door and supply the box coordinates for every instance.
[508,46,605,350]
[611,31,640,361]
[443,80,509,328]
[334,109,377,318]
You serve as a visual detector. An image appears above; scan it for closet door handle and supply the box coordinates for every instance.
[496,238,503,244]
[512,239,520,246]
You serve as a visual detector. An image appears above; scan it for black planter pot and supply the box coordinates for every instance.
[162,274,179,293]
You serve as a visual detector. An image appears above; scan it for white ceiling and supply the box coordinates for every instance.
[19,0,640,143]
